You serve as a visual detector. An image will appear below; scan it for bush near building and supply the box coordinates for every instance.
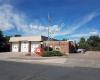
[42,51,63,57]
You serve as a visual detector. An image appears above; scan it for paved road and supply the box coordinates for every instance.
[0,61,100,80]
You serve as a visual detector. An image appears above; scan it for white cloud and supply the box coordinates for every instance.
[0,4,99,38]
[0,4,28,32]
[90,31,99,36]
[26,24,60,36]
[0,4,61,36]
[0,4,14,31]
[0,4,62,36]
[68,31,99,39]
[30,24,60,32]
[69,34,89,38]
[69,30,100,42]
[54,12,98,36]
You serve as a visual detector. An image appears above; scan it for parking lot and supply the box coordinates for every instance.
[0,51,100,80]
[0,51,100,68]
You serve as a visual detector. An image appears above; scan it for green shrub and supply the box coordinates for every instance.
[42,51,63,57]
[44,46,53,51]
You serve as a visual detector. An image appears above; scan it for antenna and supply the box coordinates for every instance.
[47,12,51,51]
[48,12,51,41]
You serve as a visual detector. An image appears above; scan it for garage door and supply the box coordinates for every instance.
[21,42,29,52]
[12,42,19,52]
[31,42,40,53]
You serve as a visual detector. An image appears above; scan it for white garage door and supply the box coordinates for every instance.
[31,42,40,53]
[12,42,19,52]
[21,42,29,52]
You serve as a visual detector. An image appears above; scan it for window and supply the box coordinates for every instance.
[55,46,60,51]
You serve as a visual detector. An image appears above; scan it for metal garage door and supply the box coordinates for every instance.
[21,41,29,52]
[12,42,19,52]
[31,42,40,53]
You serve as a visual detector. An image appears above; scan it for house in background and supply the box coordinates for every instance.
[9,36,77,56]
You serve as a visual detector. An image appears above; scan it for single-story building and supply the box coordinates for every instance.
[44,41,77,55]
[9,36,76,55]
[9,36,48,53]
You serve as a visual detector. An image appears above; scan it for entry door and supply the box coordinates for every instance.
[21,42,29,52]
[31,42,40,53]
[12,42,19,52]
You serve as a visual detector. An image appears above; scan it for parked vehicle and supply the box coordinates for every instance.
[77,49,86,53]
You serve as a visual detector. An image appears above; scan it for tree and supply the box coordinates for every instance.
[0,31,3,37]
[79,35,100,51]
[0,31,4,50]
[87,35,100,51]
[0,30,10,52]
[79,37,87,49]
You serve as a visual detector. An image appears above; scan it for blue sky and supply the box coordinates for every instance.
[0,0,100,41]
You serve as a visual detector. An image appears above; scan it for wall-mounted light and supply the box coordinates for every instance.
[41,42,43,45]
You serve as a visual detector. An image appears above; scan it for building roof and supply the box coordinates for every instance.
[9,36,48,42]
